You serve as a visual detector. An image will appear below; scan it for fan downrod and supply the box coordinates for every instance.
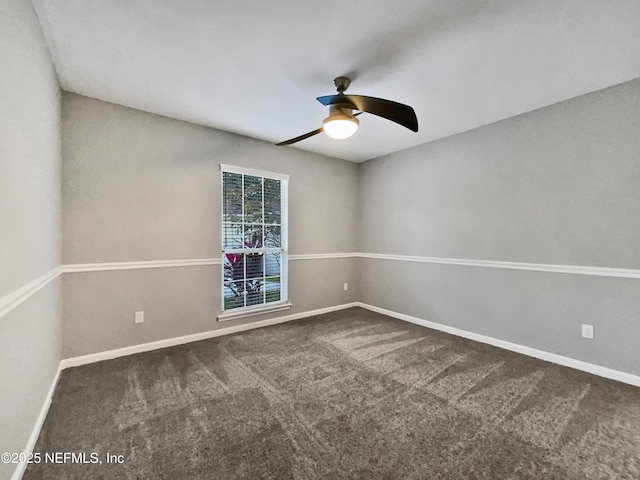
[334,76,351,93]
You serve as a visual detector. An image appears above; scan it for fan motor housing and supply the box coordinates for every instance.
[328,105,354,117]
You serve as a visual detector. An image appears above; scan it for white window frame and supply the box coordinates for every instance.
[217,164,290,321]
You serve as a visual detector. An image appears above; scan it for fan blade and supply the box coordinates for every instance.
[275,127,323,146]
[317,94,418,132]
[316,94,358,110]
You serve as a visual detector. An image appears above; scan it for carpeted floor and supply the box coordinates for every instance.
[25,307,640,479]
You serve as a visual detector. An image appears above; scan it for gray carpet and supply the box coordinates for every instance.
[25,307,640,479]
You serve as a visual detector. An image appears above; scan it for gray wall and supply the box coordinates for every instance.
[0,0,62,477]
[61,94,359,357]
[358,79,640,375]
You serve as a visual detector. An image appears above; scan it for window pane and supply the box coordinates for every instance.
[244,175,263,223]
[264,178,281,224]
[265,277,281,303]
[224,283,245,310]
[265,252,281,277]
[246,280,264,306]
[224,253,245,282]
[223,224,243,249]
[224,254,245,310]
[246,253,264,279]
[244,224,263,249]
[223,172,243,223]
[264,225,281,248]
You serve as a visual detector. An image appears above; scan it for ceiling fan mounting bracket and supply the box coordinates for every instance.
[333,76,351,93]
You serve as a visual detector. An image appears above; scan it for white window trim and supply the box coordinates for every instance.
[218,164,289,321]
[219,163,290,181]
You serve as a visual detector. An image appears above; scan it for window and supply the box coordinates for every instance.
[220,164,289,319]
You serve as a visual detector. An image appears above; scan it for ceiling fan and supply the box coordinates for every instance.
[276,76,418,146]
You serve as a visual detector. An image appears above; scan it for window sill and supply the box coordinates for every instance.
[217,302,293,322]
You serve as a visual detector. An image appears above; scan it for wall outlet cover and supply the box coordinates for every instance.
[581,324,594,339]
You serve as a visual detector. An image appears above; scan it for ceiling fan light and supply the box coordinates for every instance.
[323,114,359,140]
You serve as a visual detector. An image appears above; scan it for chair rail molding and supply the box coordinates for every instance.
[0,267,63,320]
[4,252,638,321]
[356,252,640,279]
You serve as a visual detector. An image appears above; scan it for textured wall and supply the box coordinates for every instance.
[62,94,359,263]
[358,79,640,375]
[0,0,62,477]
[61,94,359,357]
[359,80,640,268]
[62,259,358,357]
[0,0,61,295]
[0,279,62,463]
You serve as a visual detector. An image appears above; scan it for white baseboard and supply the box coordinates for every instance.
[356,302,640,388]
[11,364,62,480]
[56,300,640,384]
[62,300,640,387]
[60,302,359,369]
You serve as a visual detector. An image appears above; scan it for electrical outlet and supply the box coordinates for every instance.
[581,324,594,339]
[343,282,349,291]
[135,311,144,324]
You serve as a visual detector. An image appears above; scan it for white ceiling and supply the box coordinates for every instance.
[33,0,640,162]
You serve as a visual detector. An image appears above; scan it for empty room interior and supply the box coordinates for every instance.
[2,0,640,478]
